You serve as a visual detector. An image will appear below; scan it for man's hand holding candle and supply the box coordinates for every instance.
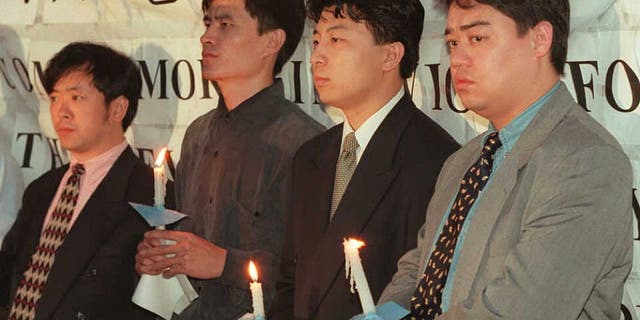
[135,230,227,279]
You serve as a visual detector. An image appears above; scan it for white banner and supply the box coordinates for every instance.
[1,0,639,318]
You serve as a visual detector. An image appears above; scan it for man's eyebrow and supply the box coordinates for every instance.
[444,20,491,35]
[313,24,349,35]
[64,85,87,92]
[213,12,232,20]
[51,85,84,94]
[326,25,348,32]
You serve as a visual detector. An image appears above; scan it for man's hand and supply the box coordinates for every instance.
[135,230,227,279]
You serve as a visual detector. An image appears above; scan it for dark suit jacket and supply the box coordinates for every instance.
[270,94,460,319]
[0,147,166,320]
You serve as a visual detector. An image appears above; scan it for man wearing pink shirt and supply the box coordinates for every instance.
[0,42,161,320]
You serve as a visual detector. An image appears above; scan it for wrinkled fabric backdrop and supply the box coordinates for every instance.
[0,0,638,318]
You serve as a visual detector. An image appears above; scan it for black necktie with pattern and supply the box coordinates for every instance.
[406,132,502,320]
[9,164,85,320]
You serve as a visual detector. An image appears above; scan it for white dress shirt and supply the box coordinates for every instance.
[340,88,405,164]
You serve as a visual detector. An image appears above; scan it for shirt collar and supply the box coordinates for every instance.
[341,87,404,159]
[70,139,128,178]
[483,81,561,151]
[212,78,285,124]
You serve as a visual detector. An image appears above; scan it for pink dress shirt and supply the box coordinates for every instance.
[41,140,129,231]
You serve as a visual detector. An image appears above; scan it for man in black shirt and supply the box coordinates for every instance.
[135,0,323,319]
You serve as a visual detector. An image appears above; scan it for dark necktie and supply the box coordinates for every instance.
[406,132,502,320]
[9,164,85,320]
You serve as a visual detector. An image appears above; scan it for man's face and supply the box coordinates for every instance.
[445,1,538,125]
[311,8,388,111]
[200,0,270,82]
[49,70,121,160]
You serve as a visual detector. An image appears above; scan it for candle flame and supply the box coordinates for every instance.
[345,238,365,250]
[249,261,259,281]
[154,147,168,167]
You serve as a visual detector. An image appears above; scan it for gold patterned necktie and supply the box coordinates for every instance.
[330,132,359,220]
[9,163,85,320]
[407,132,502,320]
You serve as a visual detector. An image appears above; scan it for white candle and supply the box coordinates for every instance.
[343,238,376,315]
[248,261,265,317]
[153,147,168,207]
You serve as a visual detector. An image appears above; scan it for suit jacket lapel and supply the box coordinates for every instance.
[305,95,415,313]
[298,127,341,264]
[310,126,341,228]
[36,147,138,319]
[451,152,518,300]
[451,83,576,302]
[295,127,341,315]
[416,142,479,282]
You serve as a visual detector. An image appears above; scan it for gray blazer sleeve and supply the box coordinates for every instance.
[377,226,424,309]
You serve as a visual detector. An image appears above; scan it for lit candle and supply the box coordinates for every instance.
[153,147,168,208]
[248,261,265,318]
[343,238,376,315]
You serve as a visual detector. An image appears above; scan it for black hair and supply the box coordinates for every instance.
[440,0,569,74]
[307,0,425,79]
[202,0,306,75]
[43,42,142,130]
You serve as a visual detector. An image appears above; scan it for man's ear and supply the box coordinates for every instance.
[531,20,553,58]
[264,28,286,56]
[109,96,129,123]
[382,41,405,72]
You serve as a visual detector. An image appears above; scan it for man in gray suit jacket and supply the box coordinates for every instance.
[380,1,633,319]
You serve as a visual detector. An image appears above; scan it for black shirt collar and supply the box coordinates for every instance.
[212,78,285,125]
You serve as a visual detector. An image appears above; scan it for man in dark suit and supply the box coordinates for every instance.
[0,42,160,320]
[270,0,459,319]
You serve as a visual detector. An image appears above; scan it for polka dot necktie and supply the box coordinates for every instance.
[9,164,85,320]
[406,132,502,320]
[330,132,359,220]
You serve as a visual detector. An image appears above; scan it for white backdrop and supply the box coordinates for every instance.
[0,0,639,318]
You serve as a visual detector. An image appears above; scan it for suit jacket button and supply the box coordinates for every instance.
[75,311,86,320]
[87,268,97,277]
